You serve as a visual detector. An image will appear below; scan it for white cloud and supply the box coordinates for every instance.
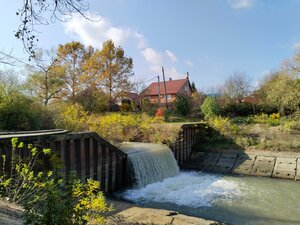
[133,32,147,49]
[185,60,193,67]
[142,48,163,66]
[63,14,131,47]
[165,50,177,62]
[292,42,300,51]
[63,13,144,49]
[63,13,184,80]
[227,0,253,9]
[166,67,182,79]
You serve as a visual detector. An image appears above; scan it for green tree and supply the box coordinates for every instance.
[0,70,45,130]
[86,40,134,110]
[258,71,300,115]
[174,94,192,116]
[191,81,197,93]
[200,96,220,119]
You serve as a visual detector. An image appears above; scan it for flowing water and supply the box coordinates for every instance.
[121,171,300,225]
[117,142,180,188]
[117,142,300,224]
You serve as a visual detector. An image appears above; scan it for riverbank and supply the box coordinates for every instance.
[0,198,220,225]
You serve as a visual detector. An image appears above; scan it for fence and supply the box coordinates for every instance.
[170,123,201,166]
[0,130,127,193]
[0,123,202,192]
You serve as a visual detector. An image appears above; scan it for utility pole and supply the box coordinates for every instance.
[157,75,161,107]
[162,66,168,109]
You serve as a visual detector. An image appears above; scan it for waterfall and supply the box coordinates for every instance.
[118,142,180,188]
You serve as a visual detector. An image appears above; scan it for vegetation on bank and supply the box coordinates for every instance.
[0,39,299,151]
[0,138,111,225]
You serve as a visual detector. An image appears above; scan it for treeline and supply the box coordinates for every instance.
[0,40,134,130]
[199,55,300,118]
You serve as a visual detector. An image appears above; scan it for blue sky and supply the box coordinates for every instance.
[1,0,300,91]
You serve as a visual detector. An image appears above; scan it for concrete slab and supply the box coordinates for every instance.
[295,158,300,181]
[251,156,275,177]
[211,154,237,173]
[221,153,238,159]
[182,152,220,171]
[272,157,297,180]
[231,154,256,175]
[200,153,221,172]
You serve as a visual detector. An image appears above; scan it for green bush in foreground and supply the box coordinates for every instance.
[0,138,111,225]
[200,96,220,119]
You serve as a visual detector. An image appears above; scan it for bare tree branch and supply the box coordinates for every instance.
[15,0,99,60]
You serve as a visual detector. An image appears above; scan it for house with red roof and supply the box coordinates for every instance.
[141,76,192,104]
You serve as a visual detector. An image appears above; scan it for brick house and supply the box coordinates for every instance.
[141,76,192,104]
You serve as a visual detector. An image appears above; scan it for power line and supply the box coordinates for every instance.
[137,76,157,84]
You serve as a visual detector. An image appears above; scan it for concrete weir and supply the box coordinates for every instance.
[183,152,300,180]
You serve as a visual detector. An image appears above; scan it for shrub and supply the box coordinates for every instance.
[221,103,255,117]
[208,116,239,137]
[155,107,166,117]
[54,103,90,131]
[0,93,45,131]
[0,138,53,203]
[174,94,192,116]
[120,99,132,112]
[144,123,182,145]
[200,96,220,119]
[0,138,111,225]
[88,113,152,142]
[253,113,280,126]
[24,177,112,225]
[88,113,182,144]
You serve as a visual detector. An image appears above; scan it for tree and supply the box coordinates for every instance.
[56,42,92,103]
[86,40,134,110]
[191,90,205,115]
[285,50,300,76]
[174,94,192,116]
[0,71,46,130]
[15,0,93,58]
[200,96,220,119]
[222,71,251,104]
[0,69,21,97]
[26,49,64,105]
[191,82,197,93]
[258,71,300,115]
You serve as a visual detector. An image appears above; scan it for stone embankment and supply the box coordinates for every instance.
[183,151,300,180]
[106,198,220,225]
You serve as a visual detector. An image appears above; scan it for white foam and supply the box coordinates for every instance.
[121,171,243,207]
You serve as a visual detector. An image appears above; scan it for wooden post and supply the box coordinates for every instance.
[162,67,168,109]
[157,75,161,107]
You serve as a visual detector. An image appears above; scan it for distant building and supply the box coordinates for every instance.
[116,92,140,106]
[241,95,258,104]
[141,76,192,104]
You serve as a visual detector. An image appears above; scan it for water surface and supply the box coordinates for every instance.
[121,171,300,225]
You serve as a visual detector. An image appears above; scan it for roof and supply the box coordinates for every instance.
[142,78,190,96]
[120,92,139,101]
[241,96,258,104]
